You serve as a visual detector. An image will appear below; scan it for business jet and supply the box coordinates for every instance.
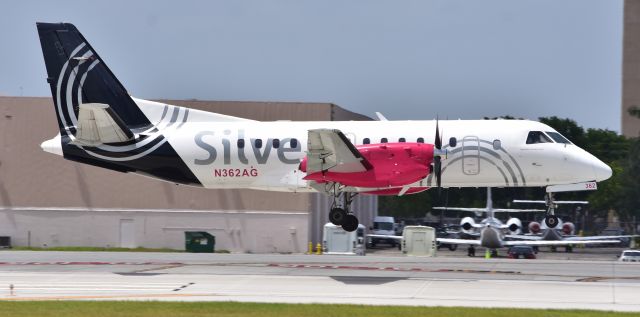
[36,22,612,232]
[433,187,545,236]
[433,188,622,255]
[513,198,638,252]
[514,196,588,241]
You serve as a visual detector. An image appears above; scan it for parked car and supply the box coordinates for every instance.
[507,245,536,259]
[619,250,640,262]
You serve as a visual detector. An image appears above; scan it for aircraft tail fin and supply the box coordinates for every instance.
[36,22,151,135]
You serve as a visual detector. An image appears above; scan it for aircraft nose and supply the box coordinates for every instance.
[593,159,612,182]
[567,147,612,183]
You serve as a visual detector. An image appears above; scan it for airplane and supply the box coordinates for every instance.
[514,197,588,239]
[433,187,546,237]
[430,188,620,256]
[36,22,612,232]
[513,198,638,252]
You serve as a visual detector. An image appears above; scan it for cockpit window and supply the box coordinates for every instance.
[526,131,553,144]
[546,132,572,144]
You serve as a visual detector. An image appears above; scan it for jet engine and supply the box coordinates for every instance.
[562,222,575,235]
[528,221,541,234]
[506,218,522,234]
[460,217,476,234]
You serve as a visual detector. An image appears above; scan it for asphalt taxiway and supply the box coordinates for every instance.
[0,250,638,311]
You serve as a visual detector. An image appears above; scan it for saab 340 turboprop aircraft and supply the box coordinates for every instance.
[36,22,612,232]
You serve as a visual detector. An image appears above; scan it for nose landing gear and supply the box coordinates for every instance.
[543,193,560,229]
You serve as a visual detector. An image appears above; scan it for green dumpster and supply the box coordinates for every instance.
[184,231,215,253]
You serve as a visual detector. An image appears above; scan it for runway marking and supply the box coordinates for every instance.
[173,282,195,292]
[0,293,211,301]
[577,276,640,282]
[128,264,185,274]
[0,262,184,266]
[267,263,640,283]
[267,263,521,275]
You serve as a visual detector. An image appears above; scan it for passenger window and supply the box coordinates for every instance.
[290,138,298,148]
[237,139,245,148]
[526,131,552,144]
[417,137,424,143]
[546,132,572,144]
[254,139,262,148]
[449,137,457,147]
[381,138,388,143]
[272,139,280,148]
[399,138,406,143]
[363,138,370,144]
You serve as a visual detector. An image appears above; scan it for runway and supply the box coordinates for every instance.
[0,251,638,312]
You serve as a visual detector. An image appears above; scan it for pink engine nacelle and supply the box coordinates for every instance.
[300,142,434,190]
[529,221,541,234]
[562,222,575,235]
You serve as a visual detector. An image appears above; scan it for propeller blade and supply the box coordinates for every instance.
[434,156,442,194]
[435,118,441,149]
[436,161,442,189]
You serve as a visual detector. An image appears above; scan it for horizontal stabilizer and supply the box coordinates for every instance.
[433,207,545,213]
[513,200,589,205]
[73,103,134,146]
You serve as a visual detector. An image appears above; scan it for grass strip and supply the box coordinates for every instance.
[0,301,635,317]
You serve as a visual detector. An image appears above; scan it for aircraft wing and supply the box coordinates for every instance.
[564,235,638,241]
[506,233,632,242]
[306,129,373,174]
[502,239,621,246]
[513,200,589,204]
[436,238,481,246]
[366,234,403,241]
[492,208,546,213]
[432,207,545,213]
[432,207,487,213]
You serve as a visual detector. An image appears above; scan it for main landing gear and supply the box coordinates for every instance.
[328,190,359,232]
